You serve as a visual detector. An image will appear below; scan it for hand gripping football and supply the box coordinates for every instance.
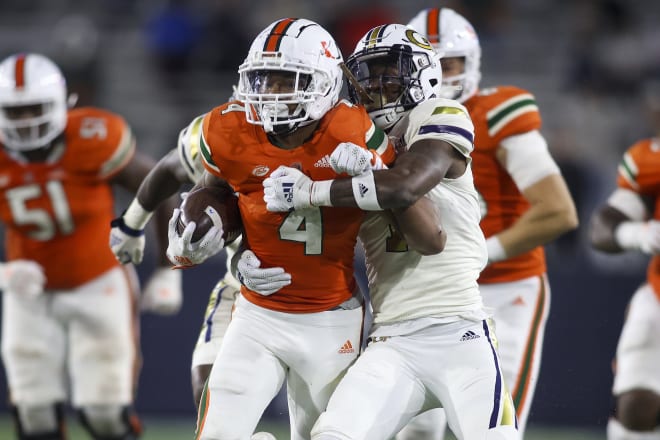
[175,186,242,244]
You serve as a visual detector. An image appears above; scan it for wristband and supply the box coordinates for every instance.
[123,199,153,230]
[310,180,333,207]
[485,235,507,263]
[352,172,382,211]
[110,216,144,237]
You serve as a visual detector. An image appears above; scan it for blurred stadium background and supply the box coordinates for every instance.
[1,0,660,438]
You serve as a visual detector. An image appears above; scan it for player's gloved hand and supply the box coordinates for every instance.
[109,216,146,264]
[263,166,314,212]
[141,267,183,315]
[615,220,660,254]
[0,260,46,298]
[166,209,225,268]
[330,142,387,176]
[235,250,291,296]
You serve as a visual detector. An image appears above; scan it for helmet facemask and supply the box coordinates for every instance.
[439,55,468,101]
[0,101,61,149]
[239,56,321,133]
[0,53,67,152]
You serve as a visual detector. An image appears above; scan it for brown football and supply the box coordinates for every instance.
[175,186,242,244]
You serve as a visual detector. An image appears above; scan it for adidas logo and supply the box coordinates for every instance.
[460,331,480,341]
[338,340,355,354]
[358,183,369,197]
[314,155,332,168]
[282,182,294,203]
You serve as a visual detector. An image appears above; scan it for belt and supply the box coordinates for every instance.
[330,295,363,311]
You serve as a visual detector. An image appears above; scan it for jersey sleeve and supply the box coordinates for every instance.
[199,110,223,177]
[485,86,541,143]
[333,100,396,166]
[177,113,207,183]
[405,98,475,157]
[362,114,396,166]
[617,139,660,195]
[66,107,136,180]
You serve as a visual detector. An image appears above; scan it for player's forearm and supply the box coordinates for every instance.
[327,167,433,210]
[392,196,446,255]
[495,195,578,259]
[137,163,187,212]
[589,206,629,253]
[121,162,185,234]
[154,194,180,266]
[491,174,578,260]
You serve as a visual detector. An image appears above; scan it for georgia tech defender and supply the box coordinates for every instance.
[396,8,579,439]
[263,24,518,440]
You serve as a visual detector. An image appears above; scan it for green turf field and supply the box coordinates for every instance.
[0,415,605,439]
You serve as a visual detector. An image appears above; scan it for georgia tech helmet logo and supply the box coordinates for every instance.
[405,29,434,51]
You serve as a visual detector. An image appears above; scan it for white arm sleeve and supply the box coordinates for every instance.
[499,130,560,190]
[607,188,650,221]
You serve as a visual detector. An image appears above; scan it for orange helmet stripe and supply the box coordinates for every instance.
[426,8,440,44]
[14,54,26,89]
[263,18,296,52]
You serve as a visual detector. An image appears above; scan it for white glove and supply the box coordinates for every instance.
[0,260,46,298]
[109,216,145,264]
[263,166,314,212]
[141,267,183,315]
[330,142,387,176]
[615,220,660,254]
[166,208,225,268]
[235,250,291,296]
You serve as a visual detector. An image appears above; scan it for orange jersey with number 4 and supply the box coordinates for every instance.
[616,138,660,301]
[464,85,545,283]
[200,100,395,313]
[0,107,135,289]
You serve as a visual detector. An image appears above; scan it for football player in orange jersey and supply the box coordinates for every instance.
[390,7,578,439]
[0,53,178,440]
[590,81,660,440]
[165,18,445,440]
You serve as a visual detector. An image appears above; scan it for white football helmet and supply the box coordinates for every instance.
[0,53,67,151]
[345,24,442,130]
[236,18,343,134]
[407,8,481,103]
